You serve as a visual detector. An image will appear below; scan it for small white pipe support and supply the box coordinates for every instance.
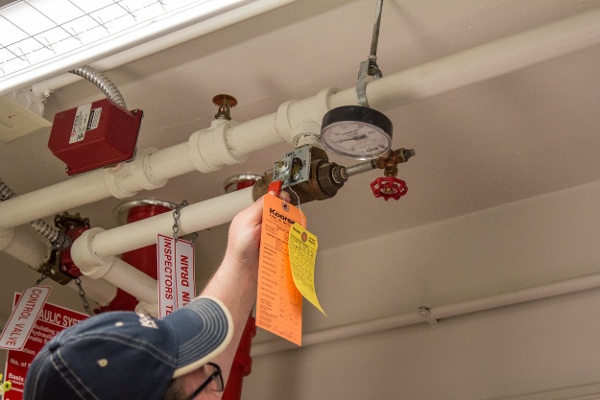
[252,271,600,356]
[188,119,247,173]
[71,227,157,304]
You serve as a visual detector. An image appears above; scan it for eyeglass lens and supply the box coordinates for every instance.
[188,363,224,399]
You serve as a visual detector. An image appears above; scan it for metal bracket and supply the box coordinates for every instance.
[272,146,311,188]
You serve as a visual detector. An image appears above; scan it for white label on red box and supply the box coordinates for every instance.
[69,103,91,143]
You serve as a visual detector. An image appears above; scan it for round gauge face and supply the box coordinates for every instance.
[321,121,392,160]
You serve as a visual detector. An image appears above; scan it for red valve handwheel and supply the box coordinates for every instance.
[370,176,408,201]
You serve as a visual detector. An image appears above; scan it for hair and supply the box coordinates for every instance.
[163,378,187,400]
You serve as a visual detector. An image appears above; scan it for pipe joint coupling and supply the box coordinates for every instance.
[70,227,113,279]
[103,164,139,199]
[275,88,336,145]
[128,147,168,191]
[102,148,167,198]
[188,119,247,173]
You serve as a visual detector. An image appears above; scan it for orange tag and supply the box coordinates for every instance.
[256,193,305,345]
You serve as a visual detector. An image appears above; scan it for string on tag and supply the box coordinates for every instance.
[286,186,307,228]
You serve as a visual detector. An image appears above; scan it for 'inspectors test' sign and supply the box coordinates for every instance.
[157,235,196,318]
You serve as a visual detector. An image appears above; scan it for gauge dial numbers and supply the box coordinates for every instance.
[320,106,393,160]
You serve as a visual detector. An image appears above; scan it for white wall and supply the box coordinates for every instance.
[246,289,600,400]
[3,180,600,399]
[244,181,600,399]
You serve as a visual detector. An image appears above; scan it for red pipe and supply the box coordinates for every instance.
[223,316,256,399]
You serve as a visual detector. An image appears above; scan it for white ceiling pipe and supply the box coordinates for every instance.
[332,6,600,109]
[0,148,167,229]
[0,226,119,307]
[252,271,600,356]
[1,8,600,229]
[71,229,157,304]
[0,226,49,269]
[0,171,112,229]
[74,188,254,261]
[28,0,299,98]
[68,189,253,305]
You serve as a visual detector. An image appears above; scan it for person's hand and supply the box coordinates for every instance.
[224,189,291,268]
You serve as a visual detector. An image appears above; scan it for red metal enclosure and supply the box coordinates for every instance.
[48,98,142,175]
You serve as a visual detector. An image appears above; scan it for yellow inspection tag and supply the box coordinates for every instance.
[288,223,326,316]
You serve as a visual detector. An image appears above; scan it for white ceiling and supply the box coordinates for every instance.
[1,0,600,344]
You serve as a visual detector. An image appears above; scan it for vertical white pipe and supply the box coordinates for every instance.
[69,276,117,307]
[100,257,157,305]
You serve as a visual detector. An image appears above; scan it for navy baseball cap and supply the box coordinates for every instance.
[23,297,233,400]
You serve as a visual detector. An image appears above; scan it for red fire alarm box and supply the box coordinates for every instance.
[48,98,143,175]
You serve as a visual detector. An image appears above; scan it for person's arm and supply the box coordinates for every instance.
[199,194,266,385]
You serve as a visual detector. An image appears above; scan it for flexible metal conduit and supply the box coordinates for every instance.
[1,8,600,230]
[0,177,70,249]
[252,272,600,356]
[70,65,127,109]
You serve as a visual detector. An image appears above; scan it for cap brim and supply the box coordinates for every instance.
[162,296,233,378]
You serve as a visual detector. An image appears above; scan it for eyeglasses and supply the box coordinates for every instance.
[188,363,224,399]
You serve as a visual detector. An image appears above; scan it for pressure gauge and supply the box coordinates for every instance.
[320,105,393,160]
